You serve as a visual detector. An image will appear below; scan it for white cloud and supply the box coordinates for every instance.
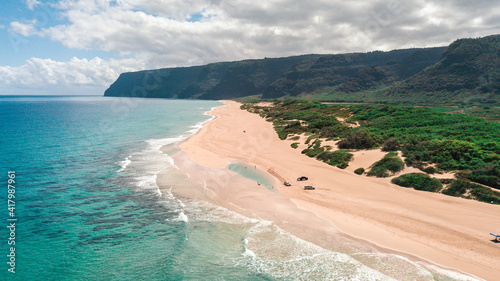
[0,56,139,94]
[26,0,41,10]
[2,0,500,94]
[39,0,500,67]
[10,21,36,37]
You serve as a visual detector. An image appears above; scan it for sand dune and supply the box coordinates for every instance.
[163,100,500,280]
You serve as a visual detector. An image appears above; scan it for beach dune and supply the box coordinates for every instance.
[162,100,500,280]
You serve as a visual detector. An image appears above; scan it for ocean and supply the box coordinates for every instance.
[0,96,478,281]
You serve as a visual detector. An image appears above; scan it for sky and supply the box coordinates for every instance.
[0,0,499,95]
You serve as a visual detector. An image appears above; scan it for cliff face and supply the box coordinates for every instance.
[104,34,499,104]
[104,49,443,100]
[104,63,231,99]
[104,55,320,99]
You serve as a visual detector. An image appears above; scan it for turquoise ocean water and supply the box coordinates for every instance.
[0,96,478,281]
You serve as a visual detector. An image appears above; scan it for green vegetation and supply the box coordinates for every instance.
[386,35,500,105]
[242,99,500,202]
[354,168,365,175]
[262,47,446,99]
[316,150,353,169]
[465,106,500,121]
[105,55,320,99]
[291,142,299,149]
[301,141,353,168]
[442,179,470,197]
[391,173,443,192]
[302,139,324,157]
[382,138,399,151]
[403,139,500,189]
[337,130,380,149]
[442,179,500,204]
[367,152,405,177]
[341,104,500,187]
[421,166,438,174]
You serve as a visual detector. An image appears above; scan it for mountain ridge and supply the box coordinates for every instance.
[104,34,500,106]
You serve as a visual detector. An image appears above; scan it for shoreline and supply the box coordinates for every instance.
[158,100,500,280]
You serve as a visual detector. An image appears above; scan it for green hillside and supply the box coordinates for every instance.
[104,48,446,100]
[384,34,500,104]
[261,47,445,98]
[104,34,500,108]
[104,55,319,99]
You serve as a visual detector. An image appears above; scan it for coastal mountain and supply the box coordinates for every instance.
[104,55,320,99]
[104,34,499,105]
[261,47,446,99]
[384,34,500,104]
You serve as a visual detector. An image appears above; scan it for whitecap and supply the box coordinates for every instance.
[173,212,188,222]
[117,155,132,172]
[243,248,256,258]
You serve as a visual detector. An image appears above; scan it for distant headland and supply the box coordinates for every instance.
[104,34,499,106]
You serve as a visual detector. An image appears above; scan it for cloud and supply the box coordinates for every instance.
[40,0,499,65]
[10,21,36,37]
[26,0,41,10]
[2,0,500,94]
[0,56,139,94]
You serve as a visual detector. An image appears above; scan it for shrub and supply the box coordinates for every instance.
[367,152,405,177]
[470,187,500,204]
[302,140,324,157]
[466,164,500,189]
[285,121,302,128]
[318,125,348,138]
[337,162,349,169]
[391,173,443,192]
[275,127,288,140]
[289,135,301,141]
[283,121,308,135]
[317,150,353,168]
[421,166,438,174]
[354,168,365,175]
[305,135,317,144]
[443,179,500,204]
[291,142,299,149]
[442,179,469,197]
[382,138,399,152]
[338,130,379,149]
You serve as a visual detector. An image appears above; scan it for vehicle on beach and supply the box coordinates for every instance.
[297,176,308,181]
[304,185,315,190]
[284,181,291,186]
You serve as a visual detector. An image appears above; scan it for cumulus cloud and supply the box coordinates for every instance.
[0,56,139,94]
[10,21,36,37]
[2,0,500,94]
[26,0,41,10]
[40,0,500,64]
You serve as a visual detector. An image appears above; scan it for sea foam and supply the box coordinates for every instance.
[117,155,132,172]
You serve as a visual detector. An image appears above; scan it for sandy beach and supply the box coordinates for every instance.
[159,100,500,280]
